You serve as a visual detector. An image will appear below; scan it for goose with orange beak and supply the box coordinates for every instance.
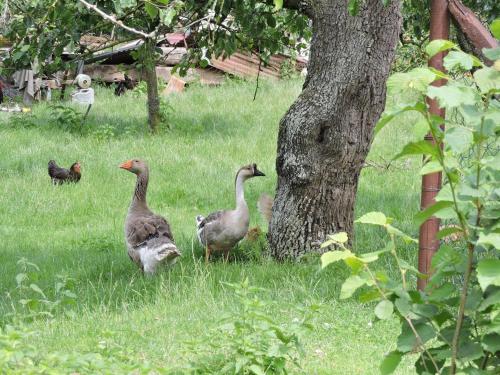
[120,159,180,274]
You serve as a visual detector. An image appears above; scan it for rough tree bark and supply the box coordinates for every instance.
[269,0,402,260]
[143,38,161,133]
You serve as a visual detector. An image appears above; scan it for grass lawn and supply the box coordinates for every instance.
[0,79,422,373]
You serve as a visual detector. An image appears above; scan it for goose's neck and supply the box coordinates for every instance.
[130,171,149,212]
[235,173,247,211]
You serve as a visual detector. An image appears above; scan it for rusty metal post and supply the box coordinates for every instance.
[417,0,449,291]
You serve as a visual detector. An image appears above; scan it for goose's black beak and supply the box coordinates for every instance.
[254,168,265,177]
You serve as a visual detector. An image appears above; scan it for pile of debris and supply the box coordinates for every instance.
[0,31,308,103]
[72,33,307,95]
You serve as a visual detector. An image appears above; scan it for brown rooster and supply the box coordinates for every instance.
[48,160,81,185]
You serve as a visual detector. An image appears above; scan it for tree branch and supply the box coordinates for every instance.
[77,0,155,39]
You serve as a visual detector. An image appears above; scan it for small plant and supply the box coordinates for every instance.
[321,33,499,374]
[49,104,84,132]
[159,96,174,129]
[184,279,317,374]
[131,81,147,97]
[7,113,38,128]
[5,258,77,323]
[92,123,117,141]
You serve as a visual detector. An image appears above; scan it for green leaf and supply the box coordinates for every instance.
[273,0,283,10]
[386,225,418,243]
[412,118,430,139]
[355,211,387,226]
[444,126,473,154]
[425,40,456,58]
[328,232,348,244]
[374,103,426,135]
[397,321,436,353]
[344,257,365,273]
[477,259,500,291]
[380,351,402,375]
[474,67,500,94]
[340,275,366,299]
[419,160,443,175]
[427,282,455,302]
[375,300,394,320]
[15,273,27,286]
[430,245,463,270]
[144,2,159,19]
[427,84,480,109]
[321,250,352,269]
[395,297,412,316]
[359,248,391,263]
[358,289,382,303]
[478,231,500,248]
[436,226,462,240]
[490,19,500,39]
[30,283,46,298]
[412,303,439,318]
[249,364,266,375]
[483,47,500,61]
[458,342,483,361]
[348,0,359,16]
[159,8,176,26]
[478,287,500,311]
[393,140,439,160]
[415,201,453,226]
[387,68,437,94]
[443,50,475,71]
[398,259,425,276]
[482,333,500,353]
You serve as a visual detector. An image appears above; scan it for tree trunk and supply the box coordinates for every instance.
[269,0,402,260]
[143,38,160,133]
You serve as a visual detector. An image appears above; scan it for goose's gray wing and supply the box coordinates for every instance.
[196,210,226,246]
[127,214,174,249]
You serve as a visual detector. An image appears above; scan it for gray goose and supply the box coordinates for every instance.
[196,163,265,263]
[120,159,180,274]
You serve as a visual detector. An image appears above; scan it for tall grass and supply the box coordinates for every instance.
[0,79,421,373]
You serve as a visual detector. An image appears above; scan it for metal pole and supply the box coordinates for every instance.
[417,0,449,291]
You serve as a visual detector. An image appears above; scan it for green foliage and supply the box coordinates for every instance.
[183,279,317,374]
[50,104,84,132]
[3,0,310,80]
[0,324,166,374]
[322,39,499,374]
[4,258,77,323]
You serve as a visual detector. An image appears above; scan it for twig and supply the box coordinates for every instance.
[77,0,155,39]
[449,117,485,374]
[253,57,262,101]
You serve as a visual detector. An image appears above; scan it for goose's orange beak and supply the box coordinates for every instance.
[119,160,132,170]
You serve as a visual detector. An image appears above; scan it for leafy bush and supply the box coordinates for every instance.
[183,279,317,374]
[321,32,499,374]
[3,258,77,323]
[50,104,84,132]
